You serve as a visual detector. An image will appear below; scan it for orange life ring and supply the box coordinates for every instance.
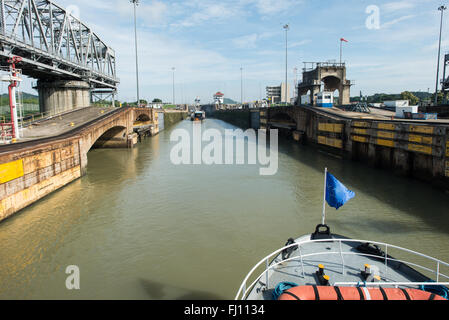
[278,285,446,300]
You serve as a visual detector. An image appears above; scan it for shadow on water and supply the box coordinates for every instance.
[276,137,449,235]
[139,278,224,300]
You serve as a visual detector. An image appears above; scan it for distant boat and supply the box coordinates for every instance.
[191,110,205,122]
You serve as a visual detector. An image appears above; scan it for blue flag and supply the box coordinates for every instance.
[325,172,355,210]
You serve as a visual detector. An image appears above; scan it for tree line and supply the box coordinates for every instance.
[350,91,433,105]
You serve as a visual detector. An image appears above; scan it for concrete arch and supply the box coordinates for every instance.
[135,113,151,122]
[83,114,132,153]
[268,108,298,132]
[132,108,154,124]
[297,63,352,106]
[91,125,128,150]
[321,75,341,92]
[270,112,297,124]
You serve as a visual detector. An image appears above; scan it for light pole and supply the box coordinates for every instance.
[172,67,176,105]
[283,24,289,106]
[435,5,446,105]
[293,67,298,101]
[130,0,140,106]
[240,66,243,105]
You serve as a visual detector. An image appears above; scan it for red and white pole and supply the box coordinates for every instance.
[7,56,22,139]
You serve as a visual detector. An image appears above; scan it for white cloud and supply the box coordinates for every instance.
[381,14,416,28]
[245,0,303,15]
[289,39,311,48]
[170,2,240,28]
[425,39,449,52]
[115,0,169,26]
[232,32,276,49]
[233,34,260,48]
[382,1,416,13]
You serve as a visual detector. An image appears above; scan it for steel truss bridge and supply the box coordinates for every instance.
[0,0,119,98]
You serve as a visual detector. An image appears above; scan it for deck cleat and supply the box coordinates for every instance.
[317,264,325,276]
[361,263,374,281]
[316,265,330,285]
[321,275,330,286]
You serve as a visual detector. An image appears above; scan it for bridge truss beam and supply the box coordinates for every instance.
[0,0,119,90]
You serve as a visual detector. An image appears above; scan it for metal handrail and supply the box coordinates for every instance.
[334,281,449,287]
[235,238,449,300]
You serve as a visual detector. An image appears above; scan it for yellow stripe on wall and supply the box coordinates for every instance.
[377,131,395,139]
[409,125,434,135]
[319,123,343,133]
[0,160,24,184]
[352,135,368,143]
[408,144,432,155]
[318,136,343,149]
[377,123,395,131]
[353,128,367,135]
[353,121,370,128]
[409,134,433,145]
[376,139,395,148]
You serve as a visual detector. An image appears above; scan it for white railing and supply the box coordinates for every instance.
[235,238,449,300]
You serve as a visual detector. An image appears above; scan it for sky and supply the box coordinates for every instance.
[10,0,449,104]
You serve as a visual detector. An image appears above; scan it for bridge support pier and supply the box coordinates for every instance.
[36,80,90,115]
[339,83,351,105]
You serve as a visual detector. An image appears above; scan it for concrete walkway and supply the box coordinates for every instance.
[19,107,116,141]
[318,106,449,124]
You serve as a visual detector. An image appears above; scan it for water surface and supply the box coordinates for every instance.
[1,119,449,299]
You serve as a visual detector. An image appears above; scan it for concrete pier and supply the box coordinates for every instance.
[35,80,91,115]
[298,62,352,106]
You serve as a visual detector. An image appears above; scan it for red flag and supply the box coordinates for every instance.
[340,38,348,42]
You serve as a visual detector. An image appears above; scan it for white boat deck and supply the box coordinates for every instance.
[237,229,449,300]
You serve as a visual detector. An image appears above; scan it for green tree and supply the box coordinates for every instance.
[152,98,162,103]
[430,91,444,105]
[401,91,419,105]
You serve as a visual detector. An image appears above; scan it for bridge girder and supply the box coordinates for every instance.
[0,0,119,90]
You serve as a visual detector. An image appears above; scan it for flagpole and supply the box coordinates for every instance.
[340,40,342,65]
[322,167,328,225]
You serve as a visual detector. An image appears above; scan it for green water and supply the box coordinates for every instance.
[1,118,449,299]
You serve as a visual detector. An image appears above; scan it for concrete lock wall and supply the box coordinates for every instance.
[210,107,449,190]
[0,107,186,222]
[0,132,138,222]
[157,112,165,131]
[288,107,449,189]
[162,111,189,128]
[37,80,91,115]
[0,138,82,221]
[212,110,253,129]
